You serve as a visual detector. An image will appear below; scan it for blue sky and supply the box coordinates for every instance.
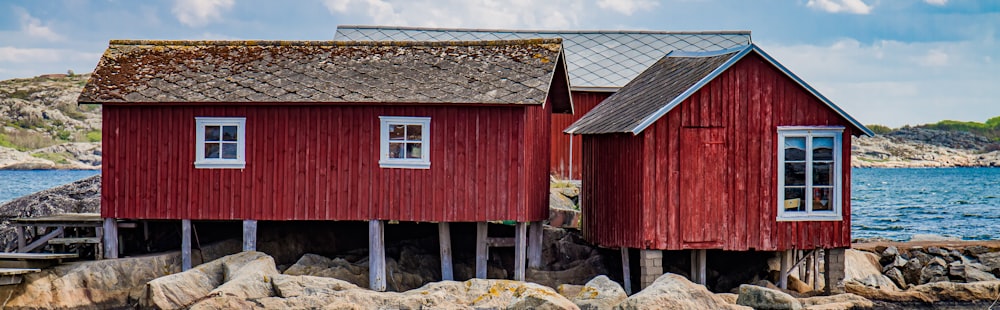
[1,0,998,127]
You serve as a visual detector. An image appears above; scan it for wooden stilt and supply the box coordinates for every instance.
[514,222,527,281]
[475,222,488,279]
[369,220,386,291]
[621,247,632,295]
[779,250,789,289]
[181,219,192,271]
[242,220,257,251]
[698,249,707,285]
[103,218,119,259]
[438,222,453,281]
[813,249,820,291]
[527,222,543,268]
[16,226,25,252]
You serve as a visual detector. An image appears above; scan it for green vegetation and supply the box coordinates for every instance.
[84,130,102,142]
[919,116,1000,141]
[0,129,59,151]
[31,152,70,164]
[866,124,893,135]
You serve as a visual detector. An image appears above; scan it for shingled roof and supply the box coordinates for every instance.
[335,25,751,90]
[78,39,572,113]
[565,44,873,136]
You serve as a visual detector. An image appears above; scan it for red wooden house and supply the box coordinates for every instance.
[335,26,752,179]
[566,44,873,291]
[78,39,572,290]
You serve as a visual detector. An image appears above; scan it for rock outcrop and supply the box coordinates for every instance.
[570,275,628,310]
[0,175,100,251]
[615,273,751,310]
[853,128,1000,168]
[0,239,240,309]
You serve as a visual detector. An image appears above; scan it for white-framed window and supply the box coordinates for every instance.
[379,116,430,169]
[195,117,246,169]
[777,126,843,221]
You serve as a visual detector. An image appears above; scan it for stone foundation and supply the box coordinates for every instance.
[639,249,663,289]
[825,247,846,294]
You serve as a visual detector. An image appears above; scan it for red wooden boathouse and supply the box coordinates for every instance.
[335,26,753,179]
[566,44,873,291]
[78,39,572,290]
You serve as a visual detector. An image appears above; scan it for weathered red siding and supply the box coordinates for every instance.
[583,53,856,251]
[102,104,549,222]
[550,92,611,180]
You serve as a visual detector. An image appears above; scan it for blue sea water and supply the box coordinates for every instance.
[0,170,100,204]
[852,167,1000,241]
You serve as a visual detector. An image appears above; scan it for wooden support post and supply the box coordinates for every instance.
[369,220,386,291]
[242,220,257,251]
[813,249,820,291]
[438,222,453,281]
[103,218,119,259]
[181,219,192,271]
[527,222,543,269]
[16,225,25,252]
[514,222,527,281]
[621,247,632,295]
[475,222,488,279]
[779,250,789,290]
[689,249,706,285]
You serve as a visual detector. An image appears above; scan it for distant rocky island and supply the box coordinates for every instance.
[0,74,101,170]
[1,73,999,170]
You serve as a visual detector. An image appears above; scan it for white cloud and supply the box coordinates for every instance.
[596,0,658,16]
[763,38,1000,127]
[323,0,585,29]
[806,0,872,14]
[172,0,235,27]
[918,49,949,67]
[925,0,947,5]
[18,11,63,41]
[0,47,62,63]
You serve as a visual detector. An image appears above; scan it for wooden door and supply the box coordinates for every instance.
[679,127,727,244]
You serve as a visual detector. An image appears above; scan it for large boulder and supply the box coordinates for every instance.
[571,275,627,310]
[844,249,898,290]
[142,251,273,309]
[797,293,873,310]
[527,255,607,289]
[0,239,239,309]
[846,279,1000,303]
[272,274,358,298]
[283,253,370,288]
[736,284,803,310]
[979,251,1000,273]
[615,273,750,310]
[208,253,278,299]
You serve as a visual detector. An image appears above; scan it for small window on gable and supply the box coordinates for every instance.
[777,127,843,221]
[195,117,246,169]
[379,116,430,169]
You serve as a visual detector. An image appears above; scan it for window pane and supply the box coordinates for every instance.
[221,143,238,159]
[406,143,422,159]
[205,143,220,158]
[389,125,405,140]
[784,137,805,161]
[813,162,833,185]
[388,143,404,158]
[205,126,221,141]
[813,137,834,161]
[812,187,833,211]
[784,188,805,212]
[222,126,238,141]
[784,163,806,186]
[406,125,422,140]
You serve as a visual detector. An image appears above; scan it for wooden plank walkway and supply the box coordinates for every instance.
[0,268,40,276]
[0,253,79,260]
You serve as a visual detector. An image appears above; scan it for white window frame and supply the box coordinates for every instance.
[379,116,431,169]
[776,126,843,221]
[195,117,246,169]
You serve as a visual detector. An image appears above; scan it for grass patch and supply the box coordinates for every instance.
[0,129,59,151]
[31,152,71,164]
[85,130,102,142]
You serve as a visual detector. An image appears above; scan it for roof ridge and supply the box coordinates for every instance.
[666,45,748,58]
[337,25,751,35]
[108,38,563,47]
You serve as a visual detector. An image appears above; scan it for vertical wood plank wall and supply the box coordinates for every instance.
[583,53,856,251]
[102,104,549,222]
[550,92,612,180]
